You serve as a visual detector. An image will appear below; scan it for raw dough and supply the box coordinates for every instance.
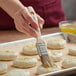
[22,43,38,55]
[36,65,60,75]
[48,50,63,62]
[6,69,30,76]
[69,47,76,56]
[0,50,18,61]
[62,56,76,68]
[0,62,8,74]
[47,38,66,49]
[13,56,37,68]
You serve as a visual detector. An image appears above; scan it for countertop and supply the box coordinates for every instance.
[0,27,59,43]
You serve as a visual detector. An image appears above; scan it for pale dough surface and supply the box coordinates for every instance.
[48,50,63,62]
[0,63,8,74]
[47,38,66,49]
[13,56,38,68]
[69,47,76,56]
[62,56,76,68]
[36,65,61,75]
[6,69,30,76]
[22,43,38,55]
[0,50,18,61]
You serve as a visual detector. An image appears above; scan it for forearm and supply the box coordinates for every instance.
[0,0,24,18]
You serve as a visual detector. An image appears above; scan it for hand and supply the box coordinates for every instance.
[13,6,44,37]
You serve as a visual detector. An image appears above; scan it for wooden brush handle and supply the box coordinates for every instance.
[27,6,41,39]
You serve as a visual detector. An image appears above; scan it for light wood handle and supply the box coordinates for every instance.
[27,6,41,39]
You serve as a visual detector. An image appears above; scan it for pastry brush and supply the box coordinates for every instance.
[27,7,54,67]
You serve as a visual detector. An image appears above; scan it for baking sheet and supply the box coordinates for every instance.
[0,32,76,76]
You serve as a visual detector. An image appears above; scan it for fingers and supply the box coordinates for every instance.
[14,13,37,37]
[13,6,45,37]
[15,22,34,37]
[37,14,44,29]
[27,6,44,30]
[22,22,37,37]
[21,7,39,29]
[26,6,44,30]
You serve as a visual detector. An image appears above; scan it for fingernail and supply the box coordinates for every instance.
[40,24,43,29]
[36,29,39,32]
[30,32,37,37]
[40,23,43,26]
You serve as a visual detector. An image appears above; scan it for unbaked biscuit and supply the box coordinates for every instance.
[13,56,37,68]
[36,65,60,75]
[48,50,63,62]
[0,63,8,74]
[22,43,38,55]
[6,69,30,76]
[69,47,76,56]
[47,38,66,49]
[62,56,76,68]
[0,50,18,61]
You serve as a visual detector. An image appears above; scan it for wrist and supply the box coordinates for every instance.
[0,0,25,18]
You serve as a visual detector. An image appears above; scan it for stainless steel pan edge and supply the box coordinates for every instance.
[39,67,76,76]
[0,32,62,47]
[0,32,76,76]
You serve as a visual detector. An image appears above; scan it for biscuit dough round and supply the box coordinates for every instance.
[0,50,18,61]
[69,47,76,56]
[47,38,66,49]
[13,56,37,68]
[62,56,76,68]
[48,50,63,62]
[36,65,60,75]
[6,69,30,76]
[0,63,8,74]
[22,43,38,55]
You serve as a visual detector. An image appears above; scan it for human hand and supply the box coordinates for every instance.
[13,6,44,37]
